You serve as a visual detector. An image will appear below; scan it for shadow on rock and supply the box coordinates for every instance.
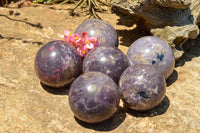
[0,34,43,46]
[0,14,43,29]
[75,107,126,131]
[41,82,70,95]
[23,40,43,46]
[112,7,152,47]
[176,36,200,67]
[116,26,151,47]
[0,0,18,6]
[166,70,178,87]
[126,95,170,117]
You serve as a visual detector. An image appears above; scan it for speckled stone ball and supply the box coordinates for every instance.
[34,40,82,88]
[83,47,129,83]
[119,64,166,111]
[74,19,119,48]
[127,36,175,79]
[69,72,120,123]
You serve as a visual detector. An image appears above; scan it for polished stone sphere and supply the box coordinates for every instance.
[83,47,129,83]
[69,72,120,123]
[74,19,119,48]
[119,64,166,111]
[34,40,82,88]
[127,36,175,79]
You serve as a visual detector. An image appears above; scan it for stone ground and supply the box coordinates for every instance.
[1,2,200,133]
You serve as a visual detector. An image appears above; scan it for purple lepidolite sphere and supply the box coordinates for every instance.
[83,47,129,83]
[69,72,120,123]
[119,64,166,111]
[74,19,119,48]
[127,36,175,79]
[34,40,82,88]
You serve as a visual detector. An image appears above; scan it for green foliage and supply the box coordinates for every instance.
[33,0,66,5]
[1,0,110,18]
[71,0,110,18]
[33,0,110,18]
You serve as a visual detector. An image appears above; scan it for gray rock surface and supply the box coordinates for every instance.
[156,0,191,9]
[111,0,200,59]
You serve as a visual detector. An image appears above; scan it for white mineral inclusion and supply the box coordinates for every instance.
[89,30,95,36]
[51,52,56,57]
[100,57,106,62]
[144,49,150,54]
[87,84,97,93]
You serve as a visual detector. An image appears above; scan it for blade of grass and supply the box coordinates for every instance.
[59,0,71,4]
[96,0,110,6]
[88,0,91,11]
[71,0,85,14]
[91,7,101,18]
[91,0,103,12]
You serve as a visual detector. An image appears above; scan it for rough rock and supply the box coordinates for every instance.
[151,24,199,60]
[111,0,200,59]
[1,3,200,133]
[156,0,191,9]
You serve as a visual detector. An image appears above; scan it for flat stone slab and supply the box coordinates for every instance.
[1,4,200,133]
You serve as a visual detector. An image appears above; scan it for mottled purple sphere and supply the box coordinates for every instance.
[74,19,119,48]
[69,72,120,123]
[127,36,175,79]
[34,40,82,88]
[119,64,166,111]
[83,47,129,83]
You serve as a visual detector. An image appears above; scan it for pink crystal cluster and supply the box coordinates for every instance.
[64,30,100,57]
